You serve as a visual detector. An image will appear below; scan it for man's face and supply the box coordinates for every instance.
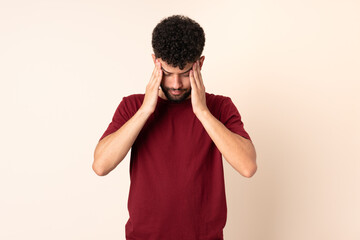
[158,59,194,103]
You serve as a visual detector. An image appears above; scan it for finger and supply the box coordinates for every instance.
[150,60,159,80]
[196,60,205,88]
[190,69,197,89]
[149,63,162,91]
[155,62,163,86]
[149,62,161,87]
[192,61,201,86]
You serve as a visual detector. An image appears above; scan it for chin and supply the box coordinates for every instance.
[164,90,191,103]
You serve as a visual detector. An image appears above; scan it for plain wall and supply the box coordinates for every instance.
[1,0,359,239]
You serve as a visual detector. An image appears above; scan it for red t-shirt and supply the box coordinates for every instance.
[99,92,251,240]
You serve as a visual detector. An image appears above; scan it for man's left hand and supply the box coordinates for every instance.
[190,60,209,116]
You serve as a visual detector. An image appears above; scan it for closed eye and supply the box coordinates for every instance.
[161,67,191,77]
[163,72,189,77]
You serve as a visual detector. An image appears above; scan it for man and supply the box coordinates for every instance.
[93,15,257,240]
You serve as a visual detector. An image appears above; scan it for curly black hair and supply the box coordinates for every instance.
[152,15,205,70]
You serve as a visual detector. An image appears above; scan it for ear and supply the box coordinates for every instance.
[152,54,156,64]
[199,56,205,70]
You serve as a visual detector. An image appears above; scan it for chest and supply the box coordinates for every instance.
[145,106,209,143]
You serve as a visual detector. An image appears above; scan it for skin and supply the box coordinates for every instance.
[188,60,257,177]
[93,54,257,177]
[151,54,204,103]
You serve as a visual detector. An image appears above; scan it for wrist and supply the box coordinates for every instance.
[138,105,154,118]
[194,107,210,121]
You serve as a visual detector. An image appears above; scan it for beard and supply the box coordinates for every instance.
[160,83,192,103]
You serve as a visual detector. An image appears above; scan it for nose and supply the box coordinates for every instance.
[172,75,183,89]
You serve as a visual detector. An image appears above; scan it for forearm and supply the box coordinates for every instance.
[93,107,151,176]
[196,110,257,177]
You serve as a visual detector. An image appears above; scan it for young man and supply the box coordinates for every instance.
[93,15,257,240]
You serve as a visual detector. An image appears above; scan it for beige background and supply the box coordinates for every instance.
[1,0,359,239]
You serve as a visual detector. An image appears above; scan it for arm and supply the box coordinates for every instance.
[196,110,257,178]
[190,60,257,178]
[93,108,151,176]
[92,60,163,176]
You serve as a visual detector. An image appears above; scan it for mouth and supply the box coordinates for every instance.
[169,89,184,96]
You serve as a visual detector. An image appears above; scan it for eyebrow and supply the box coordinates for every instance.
[161,67,192,75]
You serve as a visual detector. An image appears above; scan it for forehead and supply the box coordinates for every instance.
[160,60,193,74]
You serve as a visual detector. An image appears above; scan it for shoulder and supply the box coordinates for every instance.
[205,92,231,106]
[116,93,144,113]
[205,92,234,118]
[123,93,145,102]
[121,93,144,105]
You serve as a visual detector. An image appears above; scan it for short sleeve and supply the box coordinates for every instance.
[99,97,132,142]
[220,97,252,141]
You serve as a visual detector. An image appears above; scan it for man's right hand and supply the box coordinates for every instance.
[140,59,163,115]
[93,60,163,176]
